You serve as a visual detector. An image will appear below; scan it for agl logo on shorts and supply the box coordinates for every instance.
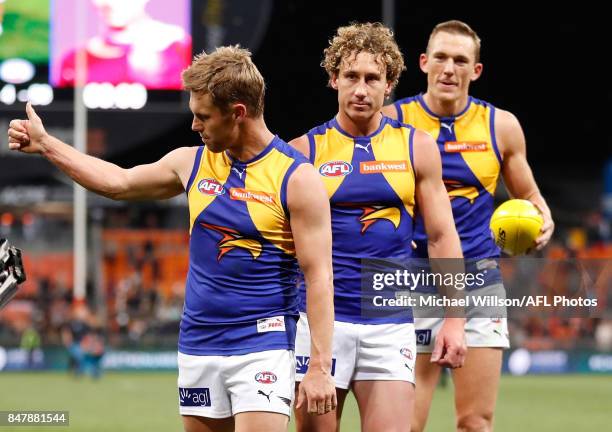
[319,161,353,177]
[255,371,278,384]
[198,178,225,196]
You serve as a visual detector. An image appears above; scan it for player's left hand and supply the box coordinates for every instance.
[296,365,337,415]
[532,202,554,250]
[431,318,467,368]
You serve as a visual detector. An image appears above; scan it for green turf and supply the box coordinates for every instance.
[0,372,610,431]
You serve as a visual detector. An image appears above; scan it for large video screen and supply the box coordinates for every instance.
[50,0,192,90]
[0,0,50,63]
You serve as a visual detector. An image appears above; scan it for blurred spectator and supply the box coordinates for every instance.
[595,319,612,352]
[20,323,41,368]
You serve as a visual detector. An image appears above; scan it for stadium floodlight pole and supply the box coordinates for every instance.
[382,0,396,101]
[73,0,88,304]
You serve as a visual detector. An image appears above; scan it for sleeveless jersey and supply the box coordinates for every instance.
[300,116,417,324]
[394,94,503,287]
[180,137,307,355]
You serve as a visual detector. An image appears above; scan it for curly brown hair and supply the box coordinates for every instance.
[322,22,405,89]
[182,45,265,117]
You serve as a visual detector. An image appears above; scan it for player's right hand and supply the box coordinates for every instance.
[7,102,48,154]
[296,366,337,416]
[431,317,467,368]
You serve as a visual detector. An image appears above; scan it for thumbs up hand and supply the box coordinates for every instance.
[7,102,49,154]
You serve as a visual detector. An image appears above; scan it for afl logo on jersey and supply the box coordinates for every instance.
[255,371,278,384]
[319,161,353,177]
[198,178,225,196]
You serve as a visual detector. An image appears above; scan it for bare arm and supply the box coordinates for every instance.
[288,134,310,159]
[8,103,193,200]
[414,129,463,260]
[288,163,335,415]
[413,129,466,368]
[496,109,554,249]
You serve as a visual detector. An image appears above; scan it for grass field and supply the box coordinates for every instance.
[0,372,610,431]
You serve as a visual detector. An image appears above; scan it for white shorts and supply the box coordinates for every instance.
[177,349,295,418]
[414,283,510,353]
[295,313,416,389]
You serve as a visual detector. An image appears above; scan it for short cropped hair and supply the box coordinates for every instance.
[182,45,265,117]
[322,22,405,89]
[427,20,482,63]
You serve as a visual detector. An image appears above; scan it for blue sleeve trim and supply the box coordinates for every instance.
[280,160,308,217]
[186,146,205,196]
[489,105,503,164]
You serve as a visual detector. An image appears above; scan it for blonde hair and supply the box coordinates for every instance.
[182,45,265,117]
[322,22,405,89]
[427,20,482,63]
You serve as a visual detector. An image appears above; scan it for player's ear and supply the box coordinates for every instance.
[330,73,339,90]
[419,53,429,74]
[384,81,393,98]
[232,103,247,122]
[471,62,483,82]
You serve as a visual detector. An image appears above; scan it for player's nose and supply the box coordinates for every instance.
[442,59,455,74]
[354,79,368,97]
[191,117,201,132]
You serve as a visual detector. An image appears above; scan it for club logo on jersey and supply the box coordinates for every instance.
[444,141,487,152]
[319,161,353,177]
[296,356,337,376]
[444,180,479,204]
[257,316,286,333]
[229,188,275,204]
[338,203,401,234]
[200,223,262,261]
[179,388,211,407]
[415,329,432,346]
[400,347,414,360]
[255,371,278,384]
[360,160,409,174]
[198,178,225,196]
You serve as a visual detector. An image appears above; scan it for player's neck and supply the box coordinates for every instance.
[423,92,470,117]
[226,118,275,163]
[336,110,383,137]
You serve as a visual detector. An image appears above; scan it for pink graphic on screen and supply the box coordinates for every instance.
[51,0,191,90]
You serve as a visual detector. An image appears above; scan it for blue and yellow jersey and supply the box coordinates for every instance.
[180,137,307,355]
[394,94,502,260]
[300,116,416,324]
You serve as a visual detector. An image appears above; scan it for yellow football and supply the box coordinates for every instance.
[490,199,543,256]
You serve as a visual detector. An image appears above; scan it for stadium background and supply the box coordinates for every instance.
[0,1,610,431]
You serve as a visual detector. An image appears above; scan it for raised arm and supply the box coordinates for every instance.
[413,129,466,368]
[287,162,336,415]
[8,103,194,201]
[496,109,554,249]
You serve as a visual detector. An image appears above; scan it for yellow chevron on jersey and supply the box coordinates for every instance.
[186,142,303,257]
[395,94,501,197]
[311,128,356,198]
[369,123,415,217]
[309,119,416,218]
[187,148,232,234]
[243,146,299,256]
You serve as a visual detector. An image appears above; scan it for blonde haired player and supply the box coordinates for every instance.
[9,46,336,432]
[383,20,554,432]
